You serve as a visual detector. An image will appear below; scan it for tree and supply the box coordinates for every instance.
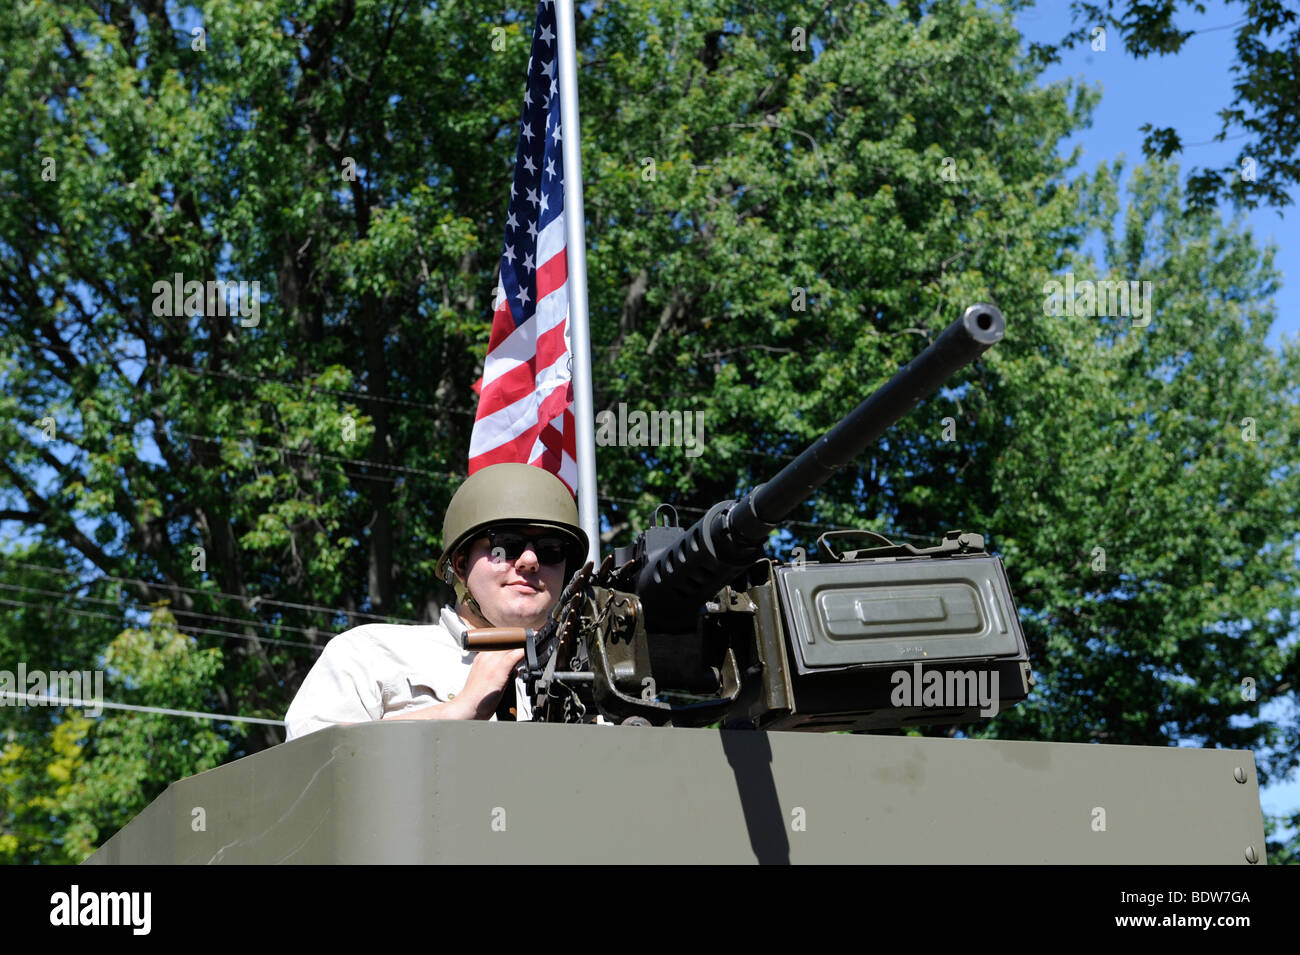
[970,158,1299,786]
[0,541,120,864]
[2,0,1295,861]
[1031,0,1300,210]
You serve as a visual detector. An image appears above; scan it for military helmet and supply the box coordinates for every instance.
[435,463,588,584]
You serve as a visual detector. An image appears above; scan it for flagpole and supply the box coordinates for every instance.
[554,0,600,565]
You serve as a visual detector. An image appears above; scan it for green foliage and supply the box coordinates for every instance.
[58,609,231,859]
[0,0,1295,862]
[0,541,117,864]
[0,547,227,861]
[969,160,1300,785]
[1039,0,1300,210]
[1265,812,1300,864]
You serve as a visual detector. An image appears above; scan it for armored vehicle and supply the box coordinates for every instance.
[88,305,1268,864]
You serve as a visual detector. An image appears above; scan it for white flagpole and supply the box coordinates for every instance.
[554,0,600,565]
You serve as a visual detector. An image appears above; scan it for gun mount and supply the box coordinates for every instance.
[467,304,1033,731]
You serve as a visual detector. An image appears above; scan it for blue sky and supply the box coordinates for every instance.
[1014,0,1298,835]
[1015,0,1296,350]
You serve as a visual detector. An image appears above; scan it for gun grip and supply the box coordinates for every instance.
[462,628,531,650]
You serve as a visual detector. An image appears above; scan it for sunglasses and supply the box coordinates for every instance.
[484,527,574,566]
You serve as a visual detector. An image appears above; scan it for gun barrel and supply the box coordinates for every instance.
[636,304,1005,630]
[730,303,1004,541]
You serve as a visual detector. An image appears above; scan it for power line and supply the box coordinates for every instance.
[1181,132,1252,148]
[0,556,430,626]
[15,410,806,496]
[227,445,950,541]
[163,360,476,415]
[11,331,805,442]
[595,491,952,542]
[0,597,322,652]
[5,333,479,417]
[4,469,955,582]
[1,690,284,727]
[7,332,809,464]
[0,580,335,642]
[173,430,460,480]
[1191,17,1249,36]
[175,429,803,488]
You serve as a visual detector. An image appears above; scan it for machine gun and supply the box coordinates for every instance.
[461,304,1033,729]
[85,300,1265,868]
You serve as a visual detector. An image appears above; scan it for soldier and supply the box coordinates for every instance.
[284,463,588,739]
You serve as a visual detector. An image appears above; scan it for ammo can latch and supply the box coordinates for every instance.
[815,529,986,563]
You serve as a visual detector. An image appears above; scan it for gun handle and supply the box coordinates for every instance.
[462,627,531,650]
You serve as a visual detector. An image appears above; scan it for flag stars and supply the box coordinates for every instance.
[472,12,572,483]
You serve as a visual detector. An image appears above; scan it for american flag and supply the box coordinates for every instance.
[468,1,577,492]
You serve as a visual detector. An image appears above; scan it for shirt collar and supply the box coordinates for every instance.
[439,605,471,646]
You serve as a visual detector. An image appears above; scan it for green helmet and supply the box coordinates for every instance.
[435,463,588,585]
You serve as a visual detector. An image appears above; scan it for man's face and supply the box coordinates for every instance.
[454,524,569,629]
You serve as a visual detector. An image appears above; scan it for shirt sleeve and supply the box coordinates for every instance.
[284,629,384,740]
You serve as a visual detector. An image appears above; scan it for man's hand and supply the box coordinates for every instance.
[382,648,525,722]
[448,647,525,720]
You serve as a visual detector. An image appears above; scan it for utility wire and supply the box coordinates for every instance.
[173,430,456,480]
[1,690,284,727]
[0,580,338,641]
[12,331,789,428]
[1190,17,1249,35]
[0,556,430,626]
[8,332,810,463]
[0,597,323,652]
[5,333,478,416]
[175,431,791,489]
[596,491,950,542]
[9,415,902,530]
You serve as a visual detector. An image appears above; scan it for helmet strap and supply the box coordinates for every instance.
[459,587,495,628]
[451,551,498,628]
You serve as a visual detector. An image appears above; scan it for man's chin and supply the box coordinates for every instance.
[491,595,551,629]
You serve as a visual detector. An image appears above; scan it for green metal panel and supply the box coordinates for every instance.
[86,722,1267,864]
[775,556,1022,668]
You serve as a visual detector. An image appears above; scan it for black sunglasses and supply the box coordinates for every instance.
[484,527,574,566]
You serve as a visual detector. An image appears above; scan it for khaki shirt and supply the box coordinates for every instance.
[284,606,530,739]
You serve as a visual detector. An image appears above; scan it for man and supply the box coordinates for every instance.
[284,463,587,740]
